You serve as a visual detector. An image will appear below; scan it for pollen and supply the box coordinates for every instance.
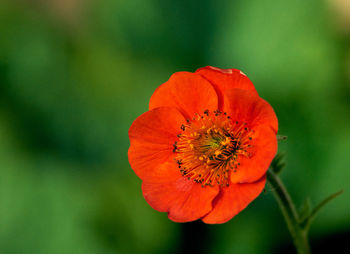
[174,110,254,187]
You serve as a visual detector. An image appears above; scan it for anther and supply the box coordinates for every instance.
[174,109,254,187]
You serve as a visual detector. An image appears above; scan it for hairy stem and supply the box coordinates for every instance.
[266,169,310,254]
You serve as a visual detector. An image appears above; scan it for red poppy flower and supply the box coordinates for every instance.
[128,66,278,224]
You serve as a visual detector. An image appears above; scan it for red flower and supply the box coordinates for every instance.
[128,66,278,224]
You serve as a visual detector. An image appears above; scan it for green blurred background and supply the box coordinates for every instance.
[0,0,349,253]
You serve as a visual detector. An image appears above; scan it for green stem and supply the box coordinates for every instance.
[266,169,311,254]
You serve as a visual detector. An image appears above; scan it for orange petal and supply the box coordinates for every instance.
[223,88,278,133]
[231,125,277,183]
[196,66,258,110]
[149,72,218,119]
[202,176,266,224]
[142,162,219,222]
[128,107,185,182]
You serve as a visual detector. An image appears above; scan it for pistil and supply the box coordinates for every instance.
[173,110,254,187]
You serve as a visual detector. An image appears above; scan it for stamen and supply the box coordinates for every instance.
[173,110,254,187]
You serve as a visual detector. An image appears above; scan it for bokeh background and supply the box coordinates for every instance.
[1,0,349,253]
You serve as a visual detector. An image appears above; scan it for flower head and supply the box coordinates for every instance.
[128,66,278,224]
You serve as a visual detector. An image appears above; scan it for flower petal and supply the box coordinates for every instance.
[222,89,278,183]
[128,107,185,182]
[142,161,220,222]
[202,176,266,224]
[196,66,258,110]
[149,72,218,119]
[223,88,278,133]
[231,125,277,183]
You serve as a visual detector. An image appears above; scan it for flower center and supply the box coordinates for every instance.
[173,110,254,187]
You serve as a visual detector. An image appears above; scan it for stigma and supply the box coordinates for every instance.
[173,110,254,187]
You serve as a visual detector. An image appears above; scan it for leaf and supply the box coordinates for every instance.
[270,153,286,175]
[301,189,344,230]
[298,198,311,225]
